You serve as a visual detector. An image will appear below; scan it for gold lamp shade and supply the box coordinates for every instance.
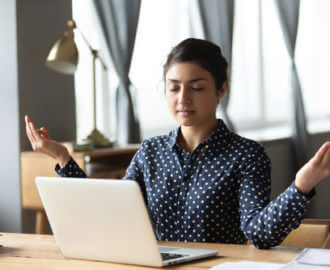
[46,20,78,74]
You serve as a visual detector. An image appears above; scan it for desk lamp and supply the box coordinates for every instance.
[46,20,113,148]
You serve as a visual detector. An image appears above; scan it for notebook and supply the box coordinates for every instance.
[35,177,218,267]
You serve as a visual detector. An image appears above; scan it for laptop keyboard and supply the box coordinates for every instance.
[161,252,187,261]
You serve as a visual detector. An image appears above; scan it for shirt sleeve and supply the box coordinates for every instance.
[123,142,148,204]
[124,140,148,182]
[124,152,143,181]
[238,146,315,249]
[55,156,87,178]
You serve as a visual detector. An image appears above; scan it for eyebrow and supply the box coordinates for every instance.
[166,78,208,83]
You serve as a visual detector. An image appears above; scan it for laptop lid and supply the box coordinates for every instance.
[36,177,218,267]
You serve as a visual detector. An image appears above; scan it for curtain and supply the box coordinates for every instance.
[98,62,111,138]
[275,0,310,168]
[93,0,141,144]
[195,0,235,131]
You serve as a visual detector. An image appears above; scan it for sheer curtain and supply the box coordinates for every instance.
[230,0,329,164]
[73,0,330,145]
[73,0,115,143]
[275,0,310,168]
[296,0,330,134]
[229,0,292,141]
[130,0,196,139]
[195,0,235,131]
[93,0,141,144]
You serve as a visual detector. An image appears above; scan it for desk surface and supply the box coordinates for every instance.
[0,233,301,269]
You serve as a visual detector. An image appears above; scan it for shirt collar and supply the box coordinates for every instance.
[205,119,232,147]
[167,126,180,148]
[167,119,232,150]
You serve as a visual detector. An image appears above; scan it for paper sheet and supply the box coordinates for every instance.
[279,261,330,269]
[209,248,330,270]
[295,248,330,266]
[209,261,284,270]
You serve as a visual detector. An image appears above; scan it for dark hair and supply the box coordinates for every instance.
[163,38,228,89]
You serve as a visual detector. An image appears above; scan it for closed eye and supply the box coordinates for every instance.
[169,87,179,92]
[192,88,203,91]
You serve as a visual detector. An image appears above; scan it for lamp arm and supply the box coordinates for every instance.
[92,52,97,130]
[95,54,108,71]
[75,27,93,53]
[75,27,108,71]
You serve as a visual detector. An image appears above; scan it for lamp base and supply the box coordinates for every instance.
[83,128,114,148]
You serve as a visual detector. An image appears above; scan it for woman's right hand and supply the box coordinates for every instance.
[25,115,70,168]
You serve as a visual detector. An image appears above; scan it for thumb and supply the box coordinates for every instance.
[38,128,51,140]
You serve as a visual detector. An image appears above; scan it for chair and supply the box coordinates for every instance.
[280,219,330,249]
[21,146,139,234]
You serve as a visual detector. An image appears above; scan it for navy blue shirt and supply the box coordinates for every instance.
[56,119,314,249]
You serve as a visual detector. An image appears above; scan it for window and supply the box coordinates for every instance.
[130,0,201,139]
[72,0,117,143]
[73,0,330,142]
[296,0,330,133]
[229,0,291,139]
[229,0,329,139]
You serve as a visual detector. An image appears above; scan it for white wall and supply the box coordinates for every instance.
[17,0,76,233]
[0,0,75,233]
[0,0,21,232]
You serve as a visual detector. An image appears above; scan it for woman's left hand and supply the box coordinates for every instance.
[295,141,330,194]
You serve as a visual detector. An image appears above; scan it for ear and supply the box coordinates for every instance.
[216,80,228,102]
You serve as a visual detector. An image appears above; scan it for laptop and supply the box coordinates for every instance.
[35,177,218,267]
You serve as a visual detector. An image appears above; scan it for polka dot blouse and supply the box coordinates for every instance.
[56,119,315,249]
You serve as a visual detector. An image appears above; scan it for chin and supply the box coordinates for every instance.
[175,115,217,128]
[176,117,197,127]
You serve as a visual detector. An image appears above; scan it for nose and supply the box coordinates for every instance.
[178,86,191,105]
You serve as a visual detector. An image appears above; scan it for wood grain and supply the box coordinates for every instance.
[0,233,302,270]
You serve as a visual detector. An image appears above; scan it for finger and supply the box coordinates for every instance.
[311,142,330,170]
[320,142,330,165]
[25,115,31,123]
[40,127,51,140]
[29,121,43,141]
[37,129,45,136]
[25,117,37,143]
[27,122,37,141]
[25,115,31,129]
[26,126,35,144]
[38,129,50,140]
[314,141,330,161]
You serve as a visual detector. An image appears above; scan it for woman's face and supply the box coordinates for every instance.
[165,62,226,128]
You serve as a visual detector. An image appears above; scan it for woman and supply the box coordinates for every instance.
[26,38,330,249]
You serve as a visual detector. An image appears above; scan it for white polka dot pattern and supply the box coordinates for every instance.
[56,120,315,249]
[55,157,87,178]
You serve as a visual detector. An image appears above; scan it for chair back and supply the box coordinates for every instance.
[280,219,330,249]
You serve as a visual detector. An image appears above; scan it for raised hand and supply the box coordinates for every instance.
[295,141,330,194]
[25,115,70,167]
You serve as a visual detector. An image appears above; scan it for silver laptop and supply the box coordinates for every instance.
[35,177,218,267]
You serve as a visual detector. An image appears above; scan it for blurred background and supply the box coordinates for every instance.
[0,0,329,233]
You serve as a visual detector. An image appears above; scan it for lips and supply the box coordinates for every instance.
[177,109,195,116]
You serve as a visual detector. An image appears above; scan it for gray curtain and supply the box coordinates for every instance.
[196,0,235,131]
[93,0,141,144]
[275,0,310,168]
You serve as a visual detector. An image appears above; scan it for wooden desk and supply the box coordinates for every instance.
[0,233,301,270]
[20,145,139,234]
